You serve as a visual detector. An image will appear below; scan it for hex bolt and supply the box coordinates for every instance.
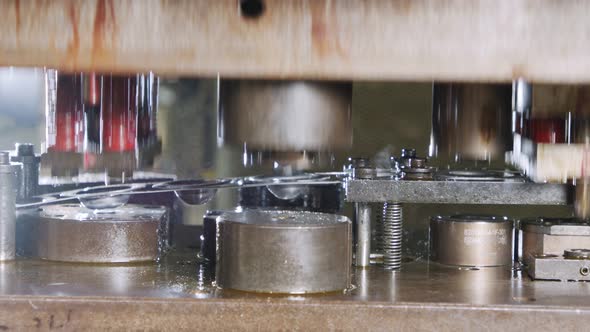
[401,148,416,158]
[11,143,40,201]
[380,148,431,271]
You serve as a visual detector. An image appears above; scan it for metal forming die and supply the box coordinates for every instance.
[216,210,352,294]
[36,204,168,263]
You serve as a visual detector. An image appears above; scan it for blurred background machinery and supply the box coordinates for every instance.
[2,0,590,330]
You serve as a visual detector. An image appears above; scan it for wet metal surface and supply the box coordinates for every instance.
[0,251,589,329]
[0,252,587,304]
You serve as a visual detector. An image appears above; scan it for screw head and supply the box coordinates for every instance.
[16,143,34,156]
[401,148,416,158]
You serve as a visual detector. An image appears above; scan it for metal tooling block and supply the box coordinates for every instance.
[520,218,590,267]
[345,179,571,205]
[528,254,590,281]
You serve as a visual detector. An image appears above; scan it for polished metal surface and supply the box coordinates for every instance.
[564,248,590,260]
[216,210,352,294]
[239,174,344,213]
[528,254,590,281]
[218,80,352,151]
[430,215,513,267]
[431,83,512,162]
[0,254,590,330]
[513,79,532,115]
[520,217,590,235]
[351,159,374,268]
[200,210,223,264]
[239,177,344,213]
[521,218,590,269]
[345,179,570,204]
[0,152,19,261]
[355,203,372,268]
[36,204,168,263]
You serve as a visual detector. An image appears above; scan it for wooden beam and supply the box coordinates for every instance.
[1,0,590,82]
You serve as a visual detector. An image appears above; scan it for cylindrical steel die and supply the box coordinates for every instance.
[430,83,512,162]
[37,204,168,263]
[430,215,513,267]
[218,80,352,151]
[216,210,352,294]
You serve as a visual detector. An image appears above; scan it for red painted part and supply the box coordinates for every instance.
[52,74,84,152]
[102,75,138,152]
[528,117,566,144]
[83,152,98,169]
[84,73,101,107]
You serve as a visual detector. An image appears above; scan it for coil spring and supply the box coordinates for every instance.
[373,204,384,253]
[382,202,403,270]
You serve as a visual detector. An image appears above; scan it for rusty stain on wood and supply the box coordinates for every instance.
[92,0,117,68]
[1,0,590,82]
[309,2,346,60]
[14,0,20,37]
[393,0,414,15]
[66,3,79,69]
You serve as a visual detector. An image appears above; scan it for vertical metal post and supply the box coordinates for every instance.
[356,203,372,267]
[348,157,375,268]
[11,143,40,202]
[0,152,19,261]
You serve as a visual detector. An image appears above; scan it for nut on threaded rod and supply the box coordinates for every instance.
[16,144,34,157]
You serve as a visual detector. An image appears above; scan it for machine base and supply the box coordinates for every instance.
[0,252,589,330]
